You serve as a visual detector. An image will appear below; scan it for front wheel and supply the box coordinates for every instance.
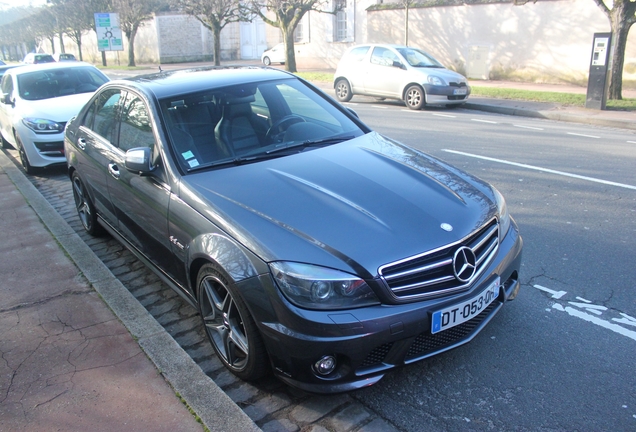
[404,85,426,110]
[335,79,353,103]
[197,263,268,381]
[262,56,271,66]
[15,134,35,174]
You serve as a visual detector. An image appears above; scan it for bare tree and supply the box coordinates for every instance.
[113,0,167,66]
[58,0,112,61]
[172,0,247,66]
[250,0,338,72]
[591,0,636,100]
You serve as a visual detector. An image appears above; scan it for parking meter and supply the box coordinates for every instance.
[585,33,612,110]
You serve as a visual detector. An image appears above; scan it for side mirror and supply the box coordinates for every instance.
[1,93,14,106]
[392,61,406,70]
[125,147,153,174]
[346,107,360,119]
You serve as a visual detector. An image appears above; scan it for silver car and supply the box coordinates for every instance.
[334,44,470,109]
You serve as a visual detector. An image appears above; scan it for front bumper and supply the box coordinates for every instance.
[14,122,66,168]
[242,219,523,393]
[423,84,471,105]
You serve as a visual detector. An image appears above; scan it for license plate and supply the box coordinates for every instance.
[453,88,467,95]
[431,277,500,334]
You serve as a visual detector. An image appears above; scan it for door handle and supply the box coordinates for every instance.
[108,163,120,179]
[77,137,87,150]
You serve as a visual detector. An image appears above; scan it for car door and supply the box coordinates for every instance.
[0,73,16,145]
[105,91,178,282]
[73,88,123,228]
[363,46,407,98]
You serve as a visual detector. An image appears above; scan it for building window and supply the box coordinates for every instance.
[334,0,347,42]
[294,16,305,43]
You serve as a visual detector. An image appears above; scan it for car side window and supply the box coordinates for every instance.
[119,93,154,153]
[90,89,123,143]
[370,47,399,67]
[1,74,13,99]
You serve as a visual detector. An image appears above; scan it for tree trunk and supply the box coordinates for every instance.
[282,26,297,73]
[48,36,56,54]
[59,32,65,53]
[213,26,222,66]
[127,25,138,67]
[608,11,632,100]
[77,36,83,61]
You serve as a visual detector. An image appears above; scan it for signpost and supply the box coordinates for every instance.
[94,13,124,66]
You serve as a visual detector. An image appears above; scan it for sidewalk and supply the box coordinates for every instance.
[0,153,259,432]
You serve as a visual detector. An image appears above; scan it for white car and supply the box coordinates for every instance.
[261,43,286,66]
[334,44,471,109]
[0,62,109,173]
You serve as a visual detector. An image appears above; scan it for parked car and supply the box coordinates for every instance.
[334,44,471,109]
[22,53,55,64]
[261,43,285,66]
[0,62,109,173]
[53,53,77,62]
[64,67,522,393]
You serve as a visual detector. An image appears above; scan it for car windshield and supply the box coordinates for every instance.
[396,48,444,68]
[160,78,365,173]
[17,66,108,101]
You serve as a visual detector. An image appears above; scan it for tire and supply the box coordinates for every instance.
[334,79,353,103]
[263,56,271,66]
[72,171,104,236]
[404,85,426,110]
[1,133,12,149]
[15,134,35,174]
[197,263,268,381]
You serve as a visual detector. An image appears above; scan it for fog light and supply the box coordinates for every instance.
[313,355,337,376]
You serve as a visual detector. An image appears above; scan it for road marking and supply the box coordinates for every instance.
[534,284,567,299]
[471,119,498,124]
[514,124,544,130]
[628,141,636,144]
[372,105,388,109]
[568,302,607,316]
[433,113,457,118]
[567,132,600,138]
[401,109,419,113]
[614,313,636,328]
[442,149,636,191]
[552,303,636,342]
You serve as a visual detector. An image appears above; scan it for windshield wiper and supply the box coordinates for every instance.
[265,135,355,155]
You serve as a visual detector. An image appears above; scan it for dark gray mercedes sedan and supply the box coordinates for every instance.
[64,67,522,393]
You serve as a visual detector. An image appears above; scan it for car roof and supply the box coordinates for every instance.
[109,66,297,100]
[8,61,100,76]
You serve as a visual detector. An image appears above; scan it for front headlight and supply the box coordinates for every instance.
[492,187,511,241]
[427,75,446,86]
[270,261,380,310]
[22,118,64,134]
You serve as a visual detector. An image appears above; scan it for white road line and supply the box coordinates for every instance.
[514,124,544,130]
[552,304,636,342]
[534,284,567,299]
[372,105,388,109]
[471,119,498,124]
[628,141,636,144]
[567,132,600,138]
[433,113,457,118]
[401,109,419,113]
[442,149,636,191]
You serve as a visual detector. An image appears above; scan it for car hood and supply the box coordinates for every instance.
[16,93,94,122]
[183,132,496,277]
[411,66,468,84]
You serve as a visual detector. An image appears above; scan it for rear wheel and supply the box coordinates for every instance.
[335,79,353,103]
[404,85,425,110]
[72,171,104,236]
[197,263,268,381]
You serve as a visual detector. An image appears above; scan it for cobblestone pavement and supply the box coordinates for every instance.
[3,148,403,432]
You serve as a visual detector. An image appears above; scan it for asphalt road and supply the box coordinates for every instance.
[343,98,636,431]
